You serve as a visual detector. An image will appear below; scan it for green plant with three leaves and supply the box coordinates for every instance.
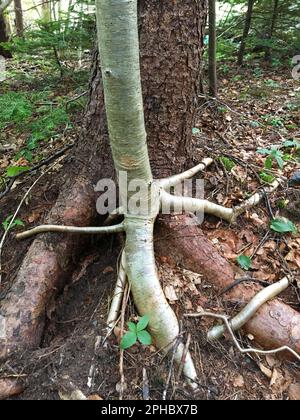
[120,315,152,350]
[257,146,284,170]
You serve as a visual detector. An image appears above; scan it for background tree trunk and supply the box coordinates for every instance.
[265,0,279,62]
[14,0,24,37]
[0,13,12,58]
[208,0,217,97]
[237,0,255,66]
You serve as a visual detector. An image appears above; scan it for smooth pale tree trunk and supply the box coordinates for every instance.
[265,0,279,62]
[14,0,24,37]
[208,0,217,97]
[41,0,51,21]
[237,0,255,66]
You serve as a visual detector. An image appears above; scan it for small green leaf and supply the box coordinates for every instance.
[2,216,24,231]
[192,127,200,135]
[6,166,30,177]
[137,330,152,346]
[259,172,275,184]
[137,315,149,332]
[270,218,297,234]
[237,255,252,271]
[127,322,137,333]
[120,331,137,350]
[257,148,271,155]
[264,156,273,169]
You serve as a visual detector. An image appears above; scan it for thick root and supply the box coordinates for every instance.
[155,215,300,358]
[0,378,24,400]
[125,216,198,388]
[0,179,96,361]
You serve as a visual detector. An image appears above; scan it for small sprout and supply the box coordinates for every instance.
[6,166,31,178]
[219,156,235,172]
[192,127,200,135]
[2,216,25,232]
[237,255,252,271]
[257,146,284,169]
[120,315,152,350]
[259,172,275,184]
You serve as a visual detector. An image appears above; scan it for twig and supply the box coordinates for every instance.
[218,277,270,297]
[0,165,55,284]
[0,143,74,200]
[177,333,191,381]
[142,368,150,400]
[162,336,181,400]
[119,283,130,401]
[184,311,300,362]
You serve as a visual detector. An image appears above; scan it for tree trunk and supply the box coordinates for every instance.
[208,0,217,97]
[41,0,51,22]
[0,13,12,58]
[265,0,279,62]
[13,0,23,37]
[237,0,255,66]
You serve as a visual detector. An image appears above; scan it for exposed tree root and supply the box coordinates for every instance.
[155,215,300,358]
[207,277,290,341]
[0,179,96,362]
[0,378,24,400]
[185,312,300,362]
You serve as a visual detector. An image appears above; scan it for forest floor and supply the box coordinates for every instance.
[0,58,300,400]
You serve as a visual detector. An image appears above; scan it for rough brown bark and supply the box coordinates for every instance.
[14,0,24,38]
[155,215,300,358]
[208,0,217,97]
[139,0,207,177]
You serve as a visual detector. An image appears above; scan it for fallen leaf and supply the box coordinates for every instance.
[259,363,272,379]
[233,374,244,388]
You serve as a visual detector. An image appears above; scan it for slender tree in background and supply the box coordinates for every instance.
[41,0,51,21]
[265,0,279,62]
[14,0,24,37]
[0,0,13,57]
[208,0,217,97]
[237,0,255,66]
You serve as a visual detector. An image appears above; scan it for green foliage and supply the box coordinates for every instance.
[6,166,30,177]
[257,146,284,169]
[6,5,95,74]
[0,92,32,130]
[259,171,275,184]
[237,255,252,271]
[2,216,25,232]
[219,156,236,172]
[270,218,297,234]
[0,92,70,165]
[120,315,152,350]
